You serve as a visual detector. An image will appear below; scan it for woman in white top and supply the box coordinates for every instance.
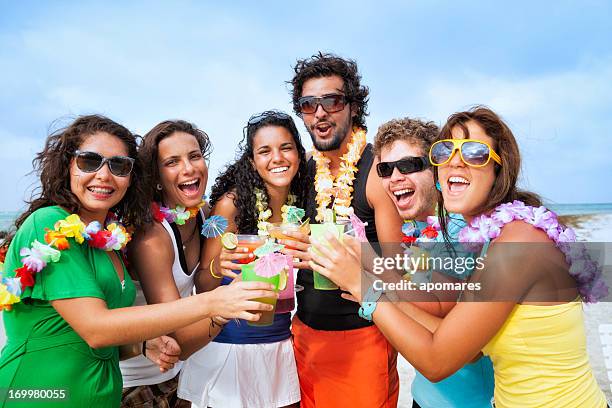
[178,111,306,408]
[121,120,242,408]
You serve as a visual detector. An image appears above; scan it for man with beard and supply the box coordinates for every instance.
[373,118,494,408]
[286,52,403,408]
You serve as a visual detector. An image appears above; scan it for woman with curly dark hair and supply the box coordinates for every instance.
[0,115,277,408]
[178,111,307,408]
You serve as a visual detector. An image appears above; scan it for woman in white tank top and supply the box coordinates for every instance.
[121,120,265,408]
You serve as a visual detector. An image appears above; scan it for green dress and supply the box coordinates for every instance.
[0,206,136,407]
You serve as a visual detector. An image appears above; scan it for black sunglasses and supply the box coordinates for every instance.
[74,150,135,177]
[297,94,348,114]
[247,110,292,126]
[376,156,430,178]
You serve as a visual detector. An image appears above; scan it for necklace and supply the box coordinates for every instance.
[313,128,366,222]
[254,188,297,235]
[152,199,206,225]
[2,213,131,311]
[181,222,199,250]
[401,220,436,244]
[419,200,608,302]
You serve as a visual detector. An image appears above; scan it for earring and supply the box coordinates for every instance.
[156,184,162,191]
[435,182,442,191]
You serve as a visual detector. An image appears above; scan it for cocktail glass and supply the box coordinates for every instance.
[236,234,266,264]
[310,223,345,290]
[241,261,280,327]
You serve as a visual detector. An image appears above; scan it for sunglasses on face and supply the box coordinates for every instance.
[297,94,348,114]
[247,110,292,126]
[74,150,135,177]
[376,156,430,178]
[429,139,502,168]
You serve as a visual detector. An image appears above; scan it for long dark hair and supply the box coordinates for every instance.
[139,119,212,203]
[435,106,541,239]
[13,115,148,233]
[210,111,308,234]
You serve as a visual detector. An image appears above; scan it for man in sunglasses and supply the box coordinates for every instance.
[287,52,403,408]
[373,118,495,408]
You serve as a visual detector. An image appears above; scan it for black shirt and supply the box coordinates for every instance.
[296,144,378,330]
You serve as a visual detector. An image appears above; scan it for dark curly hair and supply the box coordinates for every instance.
[13,114,149,232]
[289,52,370,131]
[209,111,308,234]
[139,120,212,203]
[373,117,439,158]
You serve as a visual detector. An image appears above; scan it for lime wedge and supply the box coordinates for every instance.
[221,232,238,250]
[278,268,288,291]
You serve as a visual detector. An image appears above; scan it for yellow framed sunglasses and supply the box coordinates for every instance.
[429,139,502,168]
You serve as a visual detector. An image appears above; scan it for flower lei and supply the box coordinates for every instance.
[313,128,367,222]
[421,200,608,303]
[152,199,206,225]
[254,188,297,236]
[402,220,439,244]
[0,213,131,311]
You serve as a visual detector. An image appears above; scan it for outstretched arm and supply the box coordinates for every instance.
[51,280,277,350]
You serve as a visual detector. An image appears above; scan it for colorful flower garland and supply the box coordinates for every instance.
[401,220,439,244]
[254,188,297,236]
[313,128,367,222]
[0,213,131,311]
[151,199,206,225]
[420,201,608,302]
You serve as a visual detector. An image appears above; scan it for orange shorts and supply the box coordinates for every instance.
[292,316,399,408]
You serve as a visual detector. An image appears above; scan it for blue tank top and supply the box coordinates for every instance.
[213,275,291,344]
[412,357,494,408]
[411,215,495,407]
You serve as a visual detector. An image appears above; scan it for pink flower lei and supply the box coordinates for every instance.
[426,200,608,302]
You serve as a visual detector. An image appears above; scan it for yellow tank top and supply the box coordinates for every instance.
[482,301,606,407]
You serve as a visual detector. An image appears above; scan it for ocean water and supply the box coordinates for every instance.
[0,211,18,232]
[1,203,611,231]
[547,203,612,216]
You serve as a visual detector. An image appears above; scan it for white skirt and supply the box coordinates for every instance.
[178,338,300,408]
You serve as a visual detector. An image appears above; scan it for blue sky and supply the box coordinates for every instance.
[1,1,611,211]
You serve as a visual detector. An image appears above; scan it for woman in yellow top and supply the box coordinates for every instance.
[309,106,608,408]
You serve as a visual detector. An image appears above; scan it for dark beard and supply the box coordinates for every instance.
[308,118,352,152]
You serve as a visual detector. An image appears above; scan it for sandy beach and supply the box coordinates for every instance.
[1,213,611,405]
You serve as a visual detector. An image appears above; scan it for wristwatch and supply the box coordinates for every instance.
[358,284,383,322]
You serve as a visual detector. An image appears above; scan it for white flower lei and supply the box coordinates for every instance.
[313,128,366,222]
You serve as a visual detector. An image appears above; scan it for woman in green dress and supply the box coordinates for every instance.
[0,115,277,407]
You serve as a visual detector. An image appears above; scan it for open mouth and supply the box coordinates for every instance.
[392,188,415,205]
[447,176,470,193]
[270,166,289,174]
[178,179,201,194]
[313,122,333,137]
[87,186,114,197]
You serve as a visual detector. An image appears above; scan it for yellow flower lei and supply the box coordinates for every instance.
[254,188,297,235]
[313,128,367,222]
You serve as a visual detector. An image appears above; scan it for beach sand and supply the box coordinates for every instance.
[1,214,611,405]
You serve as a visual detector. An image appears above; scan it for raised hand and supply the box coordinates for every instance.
[277,229,312,269]
[309,233,364,301]
[218,246,254,278]
[207,280,277,322]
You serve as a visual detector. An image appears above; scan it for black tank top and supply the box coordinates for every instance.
[296,143,378,330]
